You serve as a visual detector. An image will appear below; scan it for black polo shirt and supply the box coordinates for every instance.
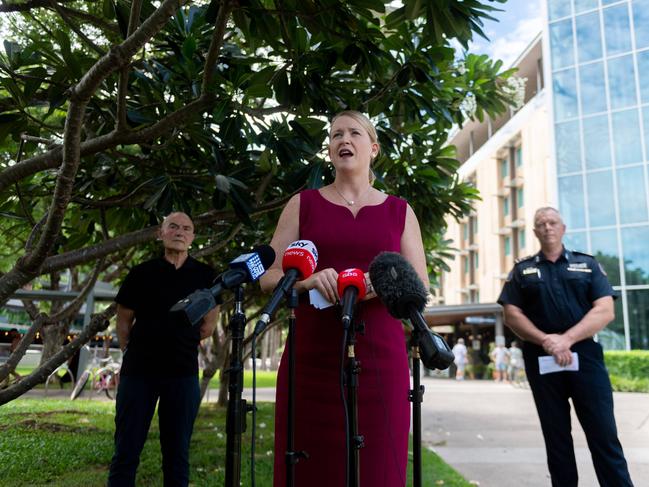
[498,248,615,336]
[116,256,215,377]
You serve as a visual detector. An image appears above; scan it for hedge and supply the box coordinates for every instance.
[604,350,649,393]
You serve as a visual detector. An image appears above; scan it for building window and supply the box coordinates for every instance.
[472,217,478,234]
[504,236,511,256]
[474,252,479,269]
[500,158,509,178]
[517,187,524,208]
[463,224,469,242]
[516,146,523,167]
[503,197,510,216]
[519,229,526,250]
[464,257,469,274]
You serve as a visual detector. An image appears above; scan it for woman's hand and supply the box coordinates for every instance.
[363,272,376,301]
[298,268,339,304]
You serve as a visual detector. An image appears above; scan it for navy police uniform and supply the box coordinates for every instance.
[498,248,633,487]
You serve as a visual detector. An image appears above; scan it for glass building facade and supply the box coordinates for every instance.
[548,0,649,349]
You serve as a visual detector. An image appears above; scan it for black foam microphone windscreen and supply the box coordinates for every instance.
[369,251,455,370]
[369,251,428,319]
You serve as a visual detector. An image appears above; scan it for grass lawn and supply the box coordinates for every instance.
[14,368,279,389]
[0,397,472,486]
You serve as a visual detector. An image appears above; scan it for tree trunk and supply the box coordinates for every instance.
[270,325,282,370]
[260,331,269,371]
[39,323,68,365]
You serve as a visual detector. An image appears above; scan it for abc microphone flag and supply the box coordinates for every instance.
[337,268,366,329]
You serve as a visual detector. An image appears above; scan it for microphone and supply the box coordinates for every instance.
[337,268,366,329]
[369,252,454,370]
[170,245,275,327]
[253,240,318,336]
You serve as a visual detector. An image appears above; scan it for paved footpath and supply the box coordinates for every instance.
[419,378,649,487]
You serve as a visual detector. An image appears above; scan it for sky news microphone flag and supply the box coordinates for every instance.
[253,240,318,336]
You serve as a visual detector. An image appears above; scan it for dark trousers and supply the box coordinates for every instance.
[107,375,201,487]
[524,340,633,487]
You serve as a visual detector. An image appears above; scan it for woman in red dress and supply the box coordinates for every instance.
[261,111,429,487]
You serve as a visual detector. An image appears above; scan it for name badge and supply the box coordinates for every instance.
[522,267,539,275]
[567,267,592,273]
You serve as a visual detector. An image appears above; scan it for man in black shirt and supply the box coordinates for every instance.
[498,207,632,487]
[108,212,218,487]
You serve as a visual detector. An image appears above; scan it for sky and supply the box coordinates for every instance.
[467,0,544,67]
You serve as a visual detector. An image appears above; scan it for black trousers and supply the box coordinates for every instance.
[107,375,201,487]
[524,340,633,487]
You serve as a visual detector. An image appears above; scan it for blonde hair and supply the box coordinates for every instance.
[330,110,380,183]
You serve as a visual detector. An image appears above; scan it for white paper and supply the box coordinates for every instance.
[538,353,579,375]
[309,288,334,309]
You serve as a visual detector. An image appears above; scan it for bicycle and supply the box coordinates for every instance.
[45,362,75,396]
[70,345,121,400]
[92,357,121,399]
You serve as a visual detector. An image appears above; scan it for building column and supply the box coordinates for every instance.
[495,312,505,346]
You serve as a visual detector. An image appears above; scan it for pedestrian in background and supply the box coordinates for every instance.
[490,343,509,382]
[452,338,468,381]
[508,340,524,384]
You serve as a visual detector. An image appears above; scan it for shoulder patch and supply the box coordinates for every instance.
[515,255,534,264]
[571,250,594,258]
[598,263,608,276]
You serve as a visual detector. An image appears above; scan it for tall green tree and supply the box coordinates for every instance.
[0,0,513,403]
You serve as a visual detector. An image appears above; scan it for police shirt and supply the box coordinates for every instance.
[116,256,215,377]
[497,248,615,335]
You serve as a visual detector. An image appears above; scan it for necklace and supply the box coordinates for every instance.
[332,183,371,206]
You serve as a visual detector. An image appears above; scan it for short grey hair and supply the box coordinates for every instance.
[534,207,563,226]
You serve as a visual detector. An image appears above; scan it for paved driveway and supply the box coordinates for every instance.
[420,379,649,487]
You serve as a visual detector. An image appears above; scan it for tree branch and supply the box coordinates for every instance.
[192,222,243,259]
[0,314,45,384]
[57,4,120,35]
[0,0,75,13]
[47,258,104,323]
[0,0,190,305]
[116,0,143,131]
[0,303,116,405]
[38,194,292,274]
[0,96,212,194]
[201,0,234,94]
[51,1,106,57]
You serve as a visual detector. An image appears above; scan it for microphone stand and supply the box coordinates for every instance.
[285,288,307,487]
[225,286,251,487]
[408,327,425,487]
[345,317,364,487]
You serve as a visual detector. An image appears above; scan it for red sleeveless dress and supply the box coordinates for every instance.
[273,189,410,487]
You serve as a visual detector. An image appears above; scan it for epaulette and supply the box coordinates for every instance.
[514,255,534,265]
[571,250,594,258]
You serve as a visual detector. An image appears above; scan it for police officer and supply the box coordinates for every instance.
[498,207,633,487]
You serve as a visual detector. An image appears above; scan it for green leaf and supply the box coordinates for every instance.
[342,44,362,65]
[212,100,230,123]
[228,186,252,226]
[404,0,424,20]
[273,71,289,105]
[307,161,325,189]
[182,36,197,60]
[102,0,115,19]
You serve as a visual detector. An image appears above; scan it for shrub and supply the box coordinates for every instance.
[604,350,649,393]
